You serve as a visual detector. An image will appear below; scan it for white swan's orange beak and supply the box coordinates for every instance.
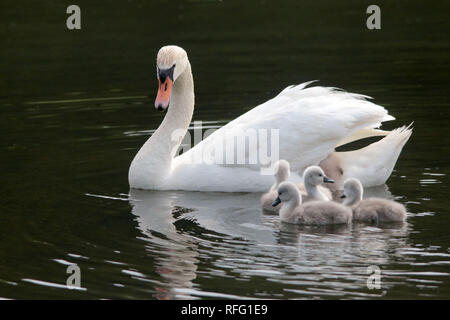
[155,77,173,112]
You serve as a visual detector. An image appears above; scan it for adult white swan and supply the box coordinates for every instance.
[129,45,412,192]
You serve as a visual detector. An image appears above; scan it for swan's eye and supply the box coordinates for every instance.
[319,174,322,177]
[158,64,176,82]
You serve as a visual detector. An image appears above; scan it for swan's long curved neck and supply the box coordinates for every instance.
[129,62,194,188]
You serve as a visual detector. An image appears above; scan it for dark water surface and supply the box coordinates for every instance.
[1,1,449,299]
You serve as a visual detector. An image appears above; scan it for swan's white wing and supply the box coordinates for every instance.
[174,82,394,173]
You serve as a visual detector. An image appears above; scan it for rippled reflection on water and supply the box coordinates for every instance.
[122,186,448,300]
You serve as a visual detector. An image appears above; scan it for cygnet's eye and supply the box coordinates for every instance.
[318,174,322,177]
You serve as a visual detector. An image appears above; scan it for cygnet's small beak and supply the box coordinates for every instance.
[323,176,334,184]
[272,197,282,207]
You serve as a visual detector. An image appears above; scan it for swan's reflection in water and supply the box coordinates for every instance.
[129,185,411,299]
[129,189,199,299]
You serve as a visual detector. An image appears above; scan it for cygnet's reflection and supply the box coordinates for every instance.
[128,183,409,299]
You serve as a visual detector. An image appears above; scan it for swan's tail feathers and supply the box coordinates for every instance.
[384,114,396,122]
[337,124,413,187]
[336,127,392,148]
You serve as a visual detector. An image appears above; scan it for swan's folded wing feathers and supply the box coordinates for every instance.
[175,82,394,171]
[276,80,318,96]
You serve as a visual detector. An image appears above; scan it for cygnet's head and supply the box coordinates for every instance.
[272,181,299,207]
[155,45,190,112]
[274,160,290,182]
[303,166,334,186]
[341,178,363,204]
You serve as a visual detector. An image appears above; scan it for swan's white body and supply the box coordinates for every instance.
[129,46,412,192]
